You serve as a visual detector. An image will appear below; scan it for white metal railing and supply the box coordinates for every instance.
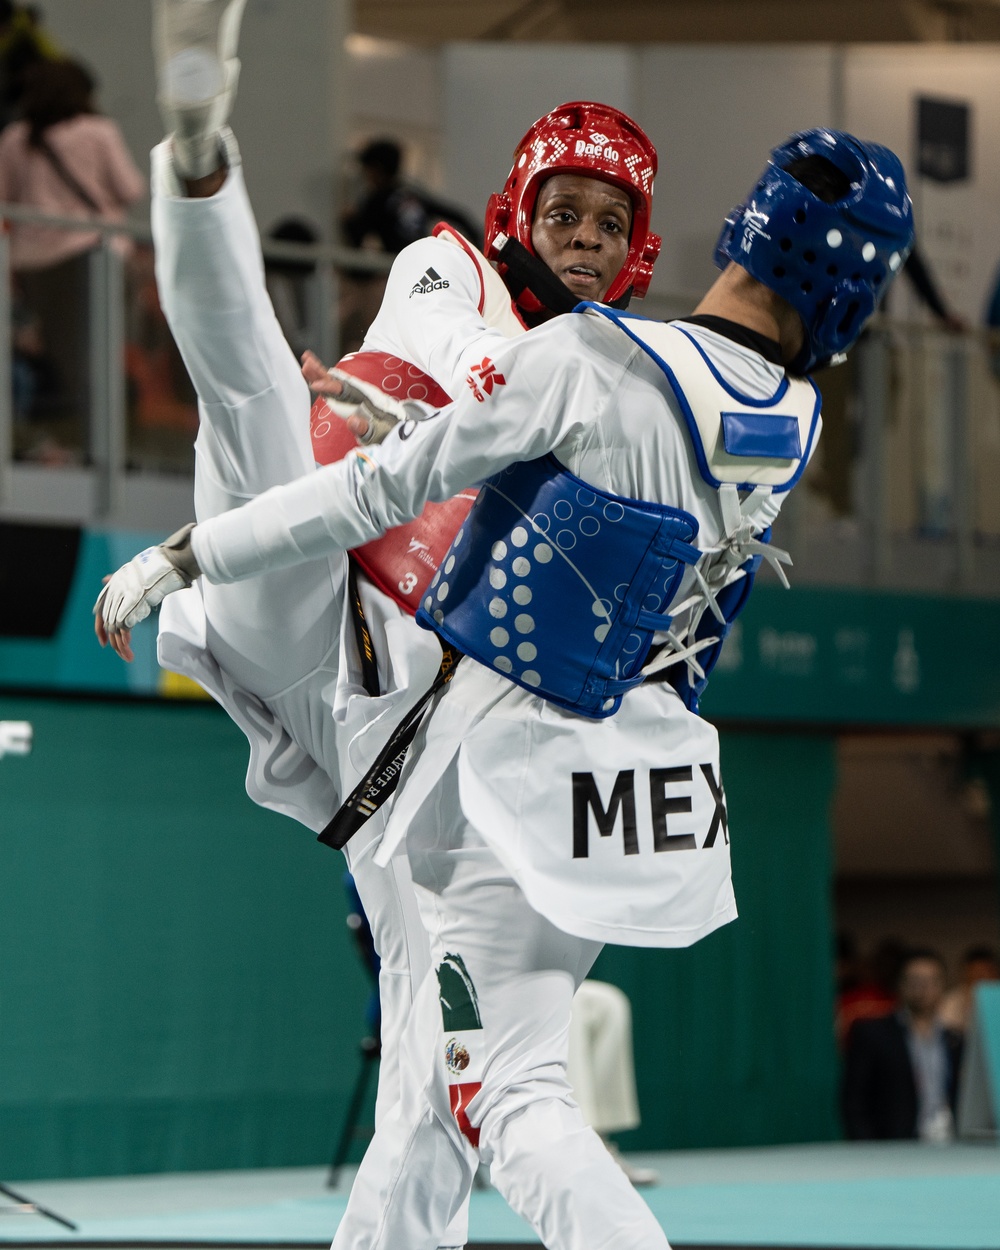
[0,203,392,522]
[781,320,1000,595]
[0,205,997,595]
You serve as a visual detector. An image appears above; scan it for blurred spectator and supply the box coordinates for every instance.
[123,242,197,467]
[265,215,319,360]
[339,138,481,352]
[984,265,1000,381]
[0,59,144,265]
[11,278,48,420]
[0,2,59,130]
[342,137,481,255]
[842,948,963,1142]
[938,945,1000,1034]
[0,58,144,455]
[567,980,657,1188]
[899,245,967,333]
[835,934,903,1047]
[810,243,963,519]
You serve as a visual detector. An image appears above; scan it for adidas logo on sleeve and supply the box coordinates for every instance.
[410,267,451,297]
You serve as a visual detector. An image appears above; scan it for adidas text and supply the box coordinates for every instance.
[410,267,450,298]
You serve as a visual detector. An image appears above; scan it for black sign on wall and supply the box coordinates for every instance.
[916,97,971,183]
[0,522,81,638]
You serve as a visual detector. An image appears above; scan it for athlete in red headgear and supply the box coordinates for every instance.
[306,99,662,613]
[483,101,660,314]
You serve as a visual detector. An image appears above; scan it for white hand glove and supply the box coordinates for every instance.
[154,0,248,178]
[0,721,32,759]
[323,369,407,445]
[94,523,201,635]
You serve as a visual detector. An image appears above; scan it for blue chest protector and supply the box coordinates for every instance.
[415,455,701,719]
[416,307,821,718]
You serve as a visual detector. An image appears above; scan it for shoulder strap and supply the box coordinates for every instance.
[36,135,101,214]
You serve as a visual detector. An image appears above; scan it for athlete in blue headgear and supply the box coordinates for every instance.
[96,131,914,1250]
[714,129,914,373]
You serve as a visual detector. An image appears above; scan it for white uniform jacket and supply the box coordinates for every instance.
[190,312,818,947]
[153,150,522,830]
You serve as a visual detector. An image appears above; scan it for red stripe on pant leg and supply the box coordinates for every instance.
[449,1082,482,1147]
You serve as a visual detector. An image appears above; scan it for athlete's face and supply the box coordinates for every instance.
[531,174,632,303]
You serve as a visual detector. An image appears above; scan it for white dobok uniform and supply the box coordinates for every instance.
[182,305,821,1250]
[147,136,527,1247]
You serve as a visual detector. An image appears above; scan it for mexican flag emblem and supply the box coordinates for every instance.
[438,952,484,1146]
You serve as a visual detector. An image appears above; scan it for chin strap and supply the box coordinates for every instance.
[493,235,579,314]
[493,235,636,316]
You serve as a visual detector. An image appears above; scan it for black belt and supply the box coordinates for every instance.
[347,557,381,698]
[319,563,461,850]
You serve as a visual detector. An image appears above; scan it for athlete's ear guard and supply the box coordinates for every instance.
[485,191,511,259]
[794,280,878,373]
[632,232,662,299]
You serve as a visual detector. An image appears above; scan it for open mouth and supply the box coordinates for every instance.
[565,265,601,282]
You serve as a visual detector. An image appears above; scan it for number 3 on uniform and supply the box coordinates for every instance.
[398,572,418,594]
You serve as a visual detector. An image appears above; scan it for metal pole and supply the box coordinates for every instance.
[88,244,108,502]
[0,230,12,507]
[312,257,338,367]
[858,328,892,584]
[88,241,126,520]
[954,334,975,591]
[106,244,127,518]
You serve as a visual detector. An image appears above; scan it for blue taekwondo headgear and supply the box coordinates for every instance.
[714,129,914,373]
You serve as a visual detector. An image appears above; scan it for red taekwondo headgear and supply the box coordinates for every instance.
[483,101,661,309]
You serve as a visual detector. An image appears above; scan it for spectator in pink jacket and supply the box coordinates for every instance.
[0,58,145,456]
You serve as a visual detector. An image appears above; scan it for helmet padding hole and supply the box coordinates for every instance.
[837,301,861,336]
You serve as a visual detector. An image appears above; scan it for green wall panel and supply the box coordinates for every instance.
[0,695,369,1180]
[0,699,838,1177]
[703,585,1000,728]
[595,730,840,1151]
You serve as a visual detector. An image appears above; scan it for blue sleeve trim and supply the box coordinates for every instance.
[675,326,790,406]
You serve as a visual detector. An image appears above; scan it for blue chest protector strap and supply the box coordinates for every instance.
[416,454,701,719]
[639,480,791,712]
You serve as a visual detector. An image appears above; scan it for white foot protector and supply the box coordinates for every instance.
[153,0,248,178]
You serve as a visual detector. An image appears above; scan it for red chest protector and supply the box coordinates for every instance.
[309,350,476,615]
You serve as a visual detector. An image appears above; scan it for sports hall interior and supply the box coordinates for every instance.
[1,2,999,1248]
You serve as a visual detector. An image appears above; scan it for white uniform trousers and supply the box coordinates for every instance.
[150,146,469,1244]
[332,763,670,1250]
